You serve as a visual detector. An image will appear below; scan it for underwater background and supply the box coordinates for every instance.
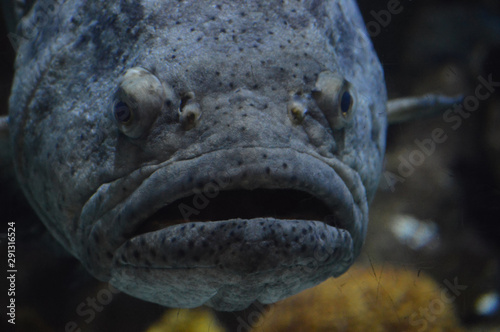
[0,0,499,331]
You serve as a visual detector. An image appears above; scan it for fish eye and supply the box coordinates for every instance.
[114,101,132,124]
[339,90,353,117]
[112,67,172,138]
[312,71,356,129]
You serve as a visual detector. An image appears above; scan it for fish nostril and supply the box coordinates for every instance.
[179,92,201,130]
[180,103,201,129]
[288,104,307,124]
[287,94,308,124]
[179,92,194,110]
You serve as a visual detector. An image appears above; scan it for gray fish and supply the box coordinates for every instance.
[1,0,458,311]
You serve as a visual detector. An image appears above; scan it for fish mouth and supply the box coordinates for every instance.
[80,147,367,310]
[133,189,345,235]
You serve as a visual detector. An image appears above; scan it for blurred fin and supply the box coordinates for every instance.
[0,116,9,141]
[0,116,11,166]
[1,0,37,32]
[387,94,463,124]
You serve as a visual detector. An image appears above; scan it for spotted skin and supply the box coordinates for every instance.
[8,0,386,310]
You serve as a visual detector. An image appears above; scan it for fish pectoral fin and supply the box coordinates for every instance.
[387,94,464,125]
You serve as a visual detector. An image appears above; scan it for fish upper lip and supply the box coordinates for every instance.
[78,146,367,278]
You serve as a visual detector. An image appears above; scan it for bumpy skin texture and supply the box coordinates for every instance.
[9,0,387,310]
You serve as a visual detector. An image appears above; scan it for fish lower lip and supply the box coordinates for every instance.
[111,217,355,310]
[117,185,354,271]
[122,187,353,270]
[115,217,354,271]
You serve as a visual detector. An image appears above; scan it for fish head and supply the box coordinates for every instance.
[9,0,386,310]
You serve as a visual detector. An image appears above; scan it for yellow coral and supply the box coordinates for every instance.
[146,307,225,332]
[252,265,465,332]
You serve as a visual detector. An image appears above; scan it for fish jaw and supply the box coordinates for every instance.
[113,219,354,311]
[78,147,367,310]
